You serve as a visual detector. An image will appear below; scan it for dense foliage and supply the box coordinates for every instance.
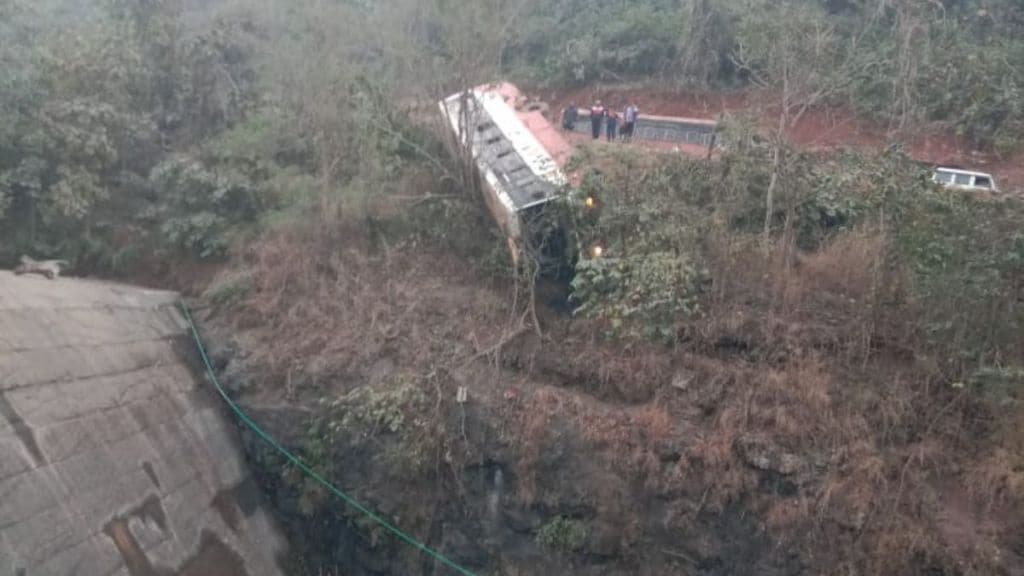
[569,139,1024,382]
[0,0,261,267]
[0,0,467,271]
[509,0,1024,150]
[3,0,1023,273]
[569,153,712,341]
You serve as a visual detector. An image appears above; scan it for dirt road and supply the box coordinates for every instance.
[543,84,1024,192]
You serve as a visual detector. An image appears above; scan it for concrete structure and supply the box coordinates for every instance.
[0,272,285,576]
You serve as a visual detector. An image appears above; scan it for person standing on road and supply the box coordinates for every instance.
[589,100,606,140]
[606,109,619,141]
[622,103,639,141]
[562,102,579,132]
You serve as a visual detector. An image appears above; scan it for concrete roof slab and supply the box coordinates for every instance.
[0,272,285,576]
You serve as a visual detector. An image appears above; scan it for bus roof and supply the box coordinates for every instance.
[935,166,995,178]
[440,83,570,213]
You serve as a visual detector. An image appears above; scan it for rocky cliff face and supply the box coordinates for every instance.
[207,335,800,576]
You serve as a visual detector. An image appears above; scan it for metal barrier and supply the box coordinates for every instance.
[569,111,717,148]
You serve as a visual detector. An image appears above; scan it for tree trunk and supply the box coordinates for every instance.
[764,144,781,250]
[764,59,792,254]
[764,104,787,252]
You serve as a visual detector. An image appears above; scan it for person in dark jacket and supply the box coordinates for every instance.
[606,110,619,141]
[562,103,579,131]
[589,100,606,139]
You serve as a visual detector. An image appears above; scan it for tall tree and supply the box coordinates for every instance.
[678,0,736,87]
[733,0,850,247]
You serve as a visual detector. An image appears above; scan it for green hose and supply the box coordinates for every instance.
[180,302,480,576]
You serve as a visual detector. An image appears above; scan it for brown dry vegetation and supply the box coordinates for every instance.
[687,227,1024,574]
[197,142,1024,576]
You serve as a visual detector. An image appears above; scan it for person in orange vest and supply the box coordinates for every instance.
[589,100,606,140]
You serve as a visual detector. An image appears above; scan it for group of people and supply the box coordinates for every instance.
[561,100,640,142]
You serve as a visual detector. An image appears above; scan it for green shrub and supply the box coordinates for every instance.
[145,157,265,259]
[203,272,255,306]
[508,0,681,84]
[894,191,1024,373]
[568,153,713,341]
[968,366,1024,408]
[572,252,705,342]
[536,516,588,552]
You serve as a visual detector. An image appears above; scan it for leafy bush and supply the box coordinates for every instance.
[203,271,255,306]
[572,252,705,341]
[568,152,714,341]
[968,366,1024,408]
[508,0,680,84]
[536,516,588,552]
[893,189,1024,373]
[306,379,435,476]
[292,379,434,516]
[331,382,428,435]
[145,157,264,259]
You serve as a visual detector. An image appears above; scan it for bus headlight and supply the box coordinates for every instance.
[591,245,604,258]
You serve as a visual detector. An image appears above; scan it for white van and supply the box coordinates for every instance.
[932,167,999,192]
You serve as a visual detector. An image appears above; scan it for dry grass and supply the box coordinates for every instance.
[700,228,914,363]
[754,356,834,443]
[510,329,674,403]
[632,405,673,445]
[506,383,681,500]
[778,231,885,312]
[208,186,1024,574]
[512,388,562,504]
[965,448,1024,511]
[688,402,756,511]
[676,347,962,569]
[863,521,946,575]
[220,220,514,401]
[815,439,886,528]
[239,228,393,381]
[764,497,813,531]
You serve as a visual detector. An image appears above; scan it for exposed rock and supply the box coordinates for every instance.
[671,368,696,391]
[735,436,804,476]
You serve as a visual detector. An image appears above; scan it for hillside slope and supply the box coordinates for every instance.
[196,225,1024,575]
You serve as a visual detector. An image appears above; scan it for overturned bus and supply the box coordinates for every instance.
[439,83,576,270]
